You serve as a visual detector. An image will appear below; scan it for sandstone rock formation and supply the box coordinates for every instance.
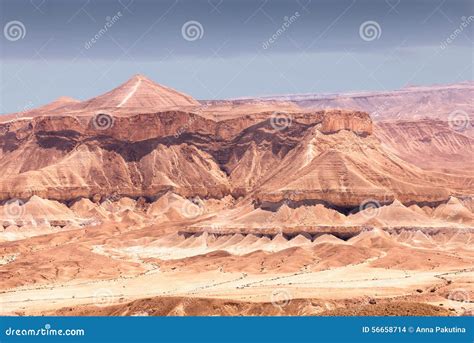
[375,119,473,172]
[320,110,372,135]
[0,75,472,232]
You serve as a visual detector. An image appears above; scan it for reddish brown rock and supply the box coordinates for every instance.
[0,75,471,208]
[320,110,372,136]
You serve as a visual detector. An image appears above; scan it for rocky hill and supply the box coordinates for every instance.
[0,75,472,218]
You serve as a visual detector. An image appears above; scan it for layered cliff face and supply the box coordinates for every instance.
[252,126,465,208]
[203,83,473,193]
[320,110,372,135]
[375,119,473,173]
[0,109,365,201]
[0,108,469,208]
[0,76,471,212]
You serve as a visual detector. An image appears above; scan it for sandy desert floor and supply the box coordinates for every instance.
[1,217,473,316]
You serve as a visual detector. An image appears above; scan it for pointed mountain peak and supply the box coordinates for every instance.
[130,73,145,79]
[391,199,405,207]
[122,74,152,85]
[79,74,200,110]
[129,73,149,81]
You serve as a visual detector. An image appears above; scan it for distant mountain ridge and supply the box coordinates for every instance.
[227,81,474,122]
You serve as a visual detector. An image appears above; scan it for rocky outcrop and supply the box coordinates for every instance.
[0,75,471,208]
[320,110,372,136]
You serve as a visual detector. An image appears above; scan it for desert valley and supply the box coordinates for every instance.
[0,75,472,316]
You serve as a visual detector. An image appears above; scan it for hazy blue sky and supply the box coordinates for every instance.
[0,0,473,113]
